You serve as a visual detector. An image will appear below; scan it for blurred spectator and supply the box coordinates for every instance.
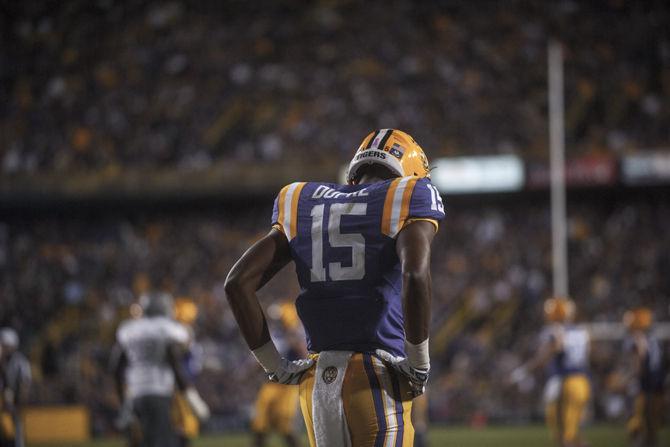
[1,0,669,175]
[0,193,668,430]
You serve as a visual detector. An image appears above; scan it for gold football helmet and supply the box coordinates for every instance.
[174,297,199,325]
[544,296,576,323]
[347,129,430,184]
[623,307,652,331]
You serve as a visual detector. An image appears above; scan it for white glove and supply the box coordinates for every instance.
[184,387,210,421]
[252,341,313,385]
[114,399,135,431]
[375,349,430,398]
[510,366,529,385]
[268,357,314,385]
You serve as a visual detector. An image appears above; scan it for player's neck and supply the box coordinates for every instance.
[358,173,399,184]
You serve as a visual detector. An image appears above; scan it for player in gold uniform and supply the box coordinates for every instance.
[171,298,205,447]
[512,297,591,447]
[622,307,665,447]
[251,302,305,447]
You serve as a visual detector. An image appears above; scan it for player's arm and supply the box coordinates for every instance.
[166,342,190,391]
[109,342,127,404]
[225,228,291,350]
[510,332,560,385]
[225,228,313,384]
[375,220,436,397]
[527,336,560,372]
[15,358,31,409]
[166,341,210,420]
[397,220,436,348]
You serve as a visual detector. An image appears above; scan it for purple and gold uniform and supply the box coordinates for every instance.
[271,176,444,446]
[624,332,665,443]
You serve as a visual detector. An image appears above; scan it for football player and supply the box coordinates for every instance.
[511,297,591,447]
[111,292,209,447]
[0,328,31,447]
[251,301,306,447]
[622,307,665,447]
[225,129,444,446]
[411,393,429,447]
[171,298,205,447]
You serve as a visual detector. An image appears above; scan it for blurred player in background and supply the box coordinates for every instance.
[0,328,31,447]
[171,298,206,447]
[622,307,666,447]
[250,301,306,447]
[111,292,209,447]
[226,129,444,446]
[511,297,591,447]
[411,393,429,447]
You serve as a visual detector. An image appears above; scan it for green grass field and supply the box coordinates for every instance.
[29,425,670,447]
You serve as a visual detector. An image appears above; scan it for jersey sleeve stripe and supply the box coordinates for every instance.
[281,182,304,240]
[289,182,306,240]
[389,177,412,237]
[276,185,290,234]
[397,177,419,232]
[381,178,401,236]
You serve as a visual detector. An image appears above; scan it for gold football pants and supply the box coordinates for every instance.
[299,352,414,447]
[251,382,301,435]
[545,374,591,444]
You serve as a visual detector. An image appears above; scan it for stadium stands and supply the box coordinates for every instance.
[1,191,668,432]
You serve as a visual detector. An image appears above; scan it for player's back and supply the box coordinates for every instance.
[272,176,444,357]
[626,332,666,392]
[116,316,189,399]
[560,325,590,374]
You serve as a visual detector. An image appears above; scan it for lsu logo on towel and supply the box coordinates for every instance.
[322,366,338,384]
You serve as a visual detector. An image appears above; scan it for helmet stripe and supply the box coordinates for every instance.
[376,129,394,151]
[369,128,391,150]
[365,130,381,149]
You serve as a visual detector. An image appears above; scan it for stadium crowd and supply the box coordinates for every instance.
[1,193,668,434]
[2,0,669,175]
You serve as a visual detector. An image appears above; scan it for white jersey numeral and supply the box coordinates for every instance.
[310,203,367,282]
[310,204,327,282]
[428,184,444,213]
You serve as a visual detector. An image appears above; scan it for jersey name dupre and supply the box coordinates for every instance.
[271,177,445,357]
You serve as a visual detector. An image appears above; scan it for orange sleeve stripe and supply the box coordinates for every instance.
[289,182,306,239]
[381,178,401,236]
[398,177,419,231]
[276,185,289,233]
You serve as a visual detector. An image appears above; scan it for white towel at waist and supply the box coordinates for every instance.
[312,350,354,447]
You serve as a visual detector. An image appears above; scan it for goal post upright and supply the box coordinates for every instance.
[548,39,569,298]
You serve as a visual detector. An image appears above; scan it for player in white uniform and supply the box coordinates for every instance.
[512,297,591,447]
[112,293,209,447]
[0,328,31,447]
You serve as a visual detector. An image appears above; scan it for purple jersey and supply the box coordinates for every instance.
[271,177,444,357]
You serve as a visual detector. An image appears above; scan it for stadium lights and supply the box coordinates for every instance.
[430,155,525,194]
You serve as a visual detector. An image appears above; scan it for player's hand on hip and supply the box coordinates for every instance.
[375,349,430,398]
[268,357,314,385]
